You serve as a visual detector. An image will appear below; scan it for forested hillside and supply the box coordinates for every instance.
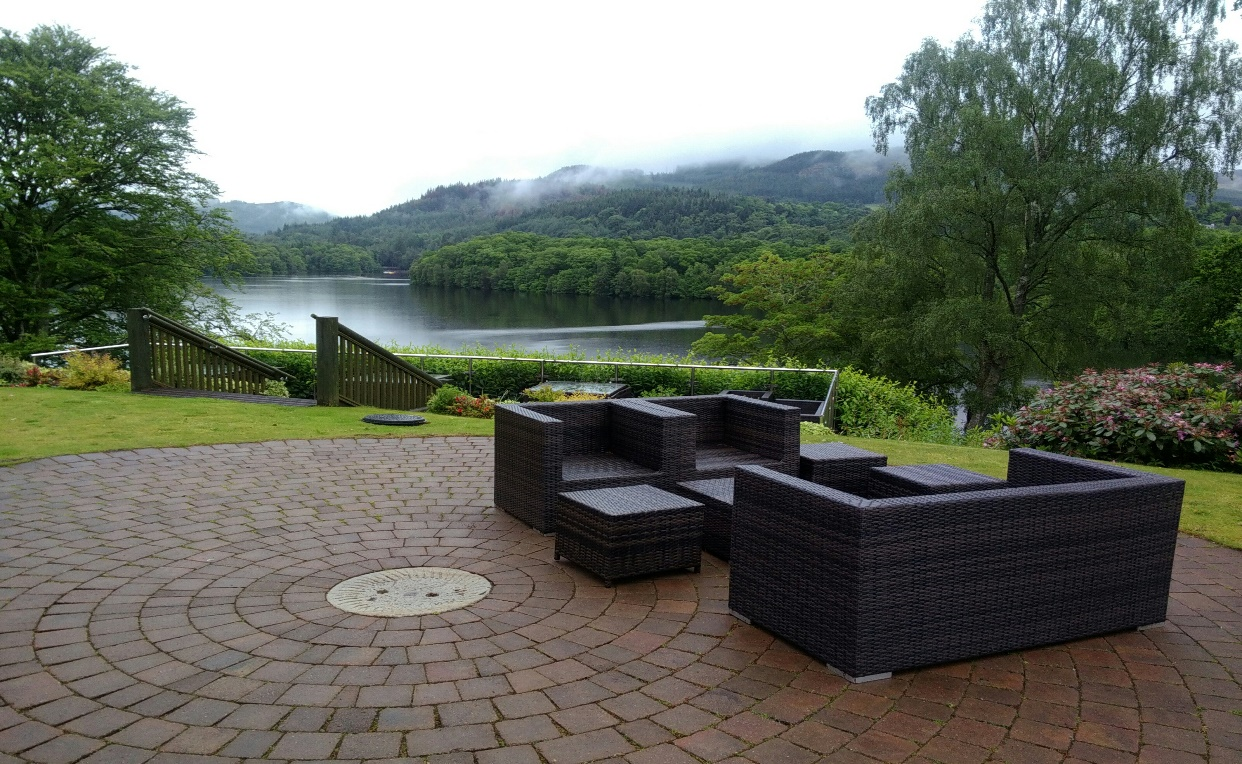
[651,150,898,204]
[409,232,832,298]
[249,186,868,274]
[212,200,333,233]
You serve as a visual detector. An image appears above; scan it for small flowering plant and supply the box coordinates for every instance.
[450,394,495,418]
[997,363,1241,471]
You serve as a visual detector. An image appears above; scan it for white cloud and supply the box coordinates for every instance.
[14,0,1235,215]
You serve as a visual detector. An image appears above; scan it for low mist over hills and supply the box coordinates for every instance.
[242,149,896,274]
[212,200,334,234]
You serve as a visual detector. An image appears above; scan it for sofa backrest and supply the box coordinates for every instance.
[1006,448,1147,487]
[643,395,726,445]
[519,400,612,455]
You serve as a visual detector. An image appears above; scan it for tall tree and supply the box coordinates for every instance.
[0,26,249,354]
[858,0,1242,427]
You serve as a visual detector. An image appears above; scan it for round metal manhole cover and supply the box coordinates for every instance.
[326,567,492,616]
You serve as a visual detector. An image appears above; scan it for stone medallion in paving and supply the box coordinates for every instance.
[0,436,1241,764]
[328,568,494,617]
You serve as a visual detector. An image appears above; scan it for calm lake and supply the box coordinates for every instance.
[211,276,731,357]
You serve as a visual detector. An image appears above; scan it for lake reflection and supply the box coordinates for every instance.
[209,276,732,357]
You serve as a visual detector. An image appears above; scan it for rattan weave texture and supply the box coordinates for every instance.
[799,442,888,494]
[494,399,695,534]
[728,448,1185,680]
[554,484,704,586]
[641,394,801,480]
[868,463,1006,498]
[674,478,735,560]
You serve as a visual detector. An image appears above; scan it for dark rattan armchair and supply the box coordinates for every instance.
[641,394,801,480]
[494,399,695,534]
[728,448,1185,682]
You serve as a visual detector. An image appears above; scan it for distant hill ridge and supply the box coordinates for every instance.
[211,200,334,234]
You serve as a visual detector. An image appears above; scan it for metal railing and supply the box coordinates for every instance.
[31,341,840,427]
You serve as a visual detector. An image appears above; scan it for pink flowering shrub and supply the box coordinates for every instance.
[996,363,1241,471]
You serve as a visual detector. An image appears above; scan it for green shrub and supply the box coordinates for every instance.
[260,379,290,397]
[60,352,130,391]
[96,381,131,393]
[832,367,958,443]
[427,385,467,414]
[0,355,35,384]
[245,349,315,399]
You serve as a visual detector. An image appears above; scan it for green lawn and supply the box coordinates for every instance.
[0,387,493,466]
[5,387,1241,550]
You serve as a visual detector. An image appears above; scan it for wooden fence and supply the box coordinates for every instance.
[127,308,287,394]
[314,315,441,409]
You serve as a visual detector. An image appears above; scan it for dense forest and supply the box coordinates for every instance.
[409,233,833,298]
[247,186,869,274]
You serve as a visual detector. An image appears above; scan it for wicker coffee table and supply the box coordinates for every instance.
[799,443,888,494]
[868,463,1005,498]
[555,484,704,587]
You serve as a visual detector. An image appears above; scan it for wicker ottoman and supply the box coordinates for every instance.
[868,463,1005,498]
[674,478,735,560]
[799,443,888,494]
[555,484,704,587]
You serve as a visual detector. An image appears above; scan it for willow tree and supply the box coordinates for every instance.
[0,26,249,355]
[856,0,1242,427]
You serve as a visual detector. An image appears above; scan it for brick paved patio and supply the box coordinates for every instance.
[0,436,1239,764]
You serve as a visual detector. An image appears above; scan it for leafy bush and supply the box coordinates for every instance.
[999,363,1241,470]
[245,349,315,399]
[0,355,35,384]
[832,367,959,443]
[60,352,130,391]
[260,379,290,397]
[96,381,131,393]
[427,385,468,414]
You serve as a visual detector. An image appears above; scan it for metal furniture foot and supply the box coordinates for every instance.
[824,663,892,684]
[729,609,751,624]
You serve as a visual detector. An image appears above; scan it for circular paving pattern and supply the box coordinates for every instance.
[327,568,494,616]
[0,436,1239,764]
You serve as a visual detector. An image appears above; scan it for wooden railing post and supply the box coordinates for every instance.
[315,315,339,406]
[127,308,153,391]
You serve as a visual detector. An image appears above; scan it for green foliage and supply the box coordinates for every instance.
[409,232,829,299]
[60,352,130,391]
[999,363,1242,471]
[257,185,869,273]
[692,251,844,364]
[260,379,290,397]
[246,236,380,276]
[521,385,605,402]
[0,26,252,351]
[0,354,34,384]
[245,350,316,399]
[426,385,468,414]
[856,0,1242,428]
[1148,230,1242,361]
[832,367,959,444]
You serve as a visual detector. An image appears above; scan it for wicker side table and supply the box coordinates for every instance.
[868,463,1005,498]
[799,443,888,494]
[674,478,735,560]
[555,484,704,587]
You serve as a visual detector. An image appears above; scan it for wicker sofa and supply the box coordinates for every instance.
[494,399,696,533]
[728,448,1185,682]
[641,394,801,480]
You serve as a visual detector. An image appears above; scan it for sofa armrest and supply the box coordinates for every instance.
[494,404,564,530]
[608,399,696,476]
[724,395,801,473]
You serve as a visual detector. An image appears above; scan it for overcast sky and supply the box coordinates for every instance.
[9,1,1242,216]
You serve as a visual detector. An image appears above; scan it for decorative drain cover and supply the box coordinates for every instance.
[326,567,491,616]
[361,413,427,426]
